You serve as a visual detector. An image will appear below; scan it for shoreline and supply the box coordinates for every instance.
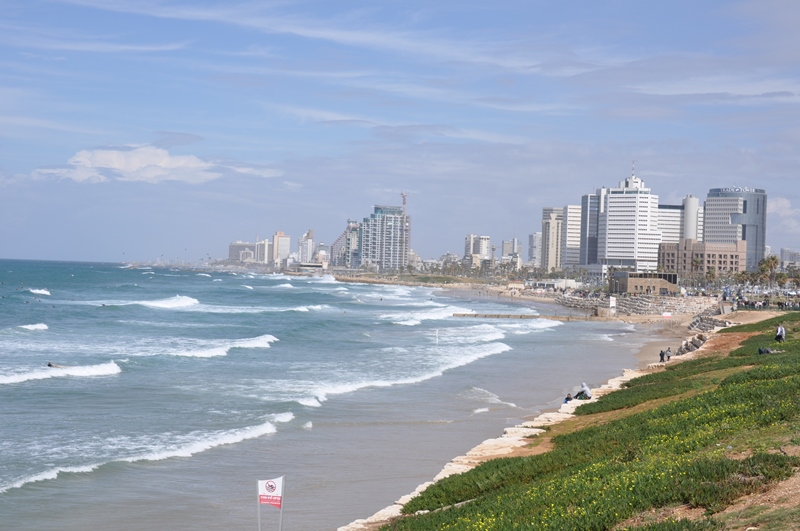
[338,309,781,531]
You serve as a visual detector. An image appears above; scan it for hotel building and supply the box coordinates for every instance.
[703,187,767,272]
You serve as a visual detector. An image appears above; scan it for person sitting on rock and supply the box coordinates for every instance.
[563,393,573,403]
[575,382,592,400]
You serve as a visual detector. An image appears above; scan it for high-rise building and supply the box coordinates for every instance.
[541,207,563,272]
[255,239,272,264]
[501,238,520,257]
[658,195,704,244]
[358,205,410,271]
[528,232,542,268]
[464,234,491,260]
[561,205,582,270]
[704,187,767,272]
[781,248,800,269]
[331,220,360,268]
[598,173,661,272]
[272,231,291,266]
[228,241,256,262]
[580,187,607,265]
[298,229,314,263]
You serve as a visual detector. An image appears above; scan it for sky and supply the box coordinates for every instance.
[1,0,799,263]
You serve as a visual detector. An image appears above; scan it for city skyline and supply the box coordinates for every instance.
[1,1,799,262]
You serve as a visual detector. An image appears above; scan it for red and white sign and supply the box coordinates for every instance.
[258,476,284,508]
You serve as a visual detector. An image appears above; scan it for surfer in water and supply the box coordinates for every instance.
[47,362,64,368]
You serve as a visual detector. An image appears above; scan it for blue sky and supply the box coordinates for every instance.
[1,0,798,262]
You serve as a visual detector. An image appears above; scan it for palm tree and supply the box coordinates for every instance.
[691,258,703,286]
[705,266,716,288]
[759,255,780,288]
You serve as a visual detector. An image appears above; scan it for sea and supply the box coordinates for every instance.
[0,260,648,530]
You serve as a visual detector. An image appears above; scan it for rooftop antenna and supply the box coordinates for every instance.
[631,160,635,178]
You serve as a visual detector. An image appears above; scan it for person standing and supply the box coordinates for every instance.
[776,324,786,343]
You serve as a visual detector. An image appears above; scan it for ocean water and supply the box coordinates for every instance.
[0,260,645,530]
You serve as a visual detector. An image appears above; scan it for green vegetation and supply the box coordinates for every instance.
[381,312,800,530]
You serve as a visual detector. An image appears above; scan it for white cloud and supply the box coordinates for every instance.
[768,197,800,236]
[31,145,281,184]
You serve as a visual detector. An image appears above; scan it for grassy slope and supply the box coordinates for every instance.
[381,313,800,531]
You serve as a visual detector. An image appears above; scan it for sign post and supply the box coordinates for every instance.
[257,476,285,531]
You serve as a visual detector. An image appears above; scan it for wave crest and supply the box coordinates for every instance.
[0,362,121,385]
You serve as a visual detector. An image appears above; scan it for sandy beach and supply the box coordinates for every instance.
[339,308,782,531]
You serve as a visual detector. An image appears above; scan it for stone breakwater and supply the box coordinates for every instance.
[687,315,734,333]
[556,294,721,318]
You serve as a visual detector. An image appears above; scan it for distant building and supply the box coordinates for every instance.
[464,234,491,262]
[609,271,678,296]
[658,195,704,244]
[272,231,291,266]
[541,207,563,272]
[704,187,767,272]
[598,172,661,272]
[501,238,520,258]
[580,187,607,265]
[228,241,257,262]
[331,220,360,268]
[528,232,542,268]
[255,239,272,264]
[358,205,410,271]
[298,229,315,263]
[561,205,582,270]
[658,239,747,277]
[781,248,800,270]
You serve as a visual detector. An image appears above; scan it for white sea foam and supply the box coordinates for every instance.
[123,421,277,463]
[496,319,562,335]
[213,278,222,282]
[141,271,155,275]
[288,304,327,312]
[473,408,490,414]
[468,387,518,408]
[275,283,294,288]
[19,323,48,331]
[308,342,512,403]
[271,412,294,423]
[242,285,254,290]
[0,421,279,493]
[380,305,473,326]
[169,334,278,357]
[0,464,100,494]
[303,422,313,429]
[138,295,199,310]
[28,288,51,296]
[0,361,121,385]
[297,398,322,407]
[196,273,212,277]
[435,324,505,345]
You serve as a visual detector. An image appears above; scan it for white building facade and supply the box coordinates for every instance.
[598,175,661,272]
[560,205,582,271]
[358,205,410,271]
[541,207,563,272]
